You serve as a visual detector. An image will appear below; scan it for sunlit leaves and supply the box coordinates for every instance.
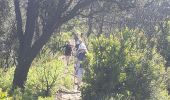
[82,29,169,99]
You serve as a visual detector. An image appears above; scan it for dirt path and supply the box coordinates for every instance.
[56,86,81,100]
[56,39,82,100]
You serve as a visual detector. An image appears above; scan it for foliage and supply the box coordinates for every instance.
[26,58,65,97]
[0,0,16,69]
[0,57,74,99]
[63,18,88,34]
[46,32,72,55]
[38,96,54,100]
[82,29,169,100]
[0,68,14,91]
[26,50,74,97]
[157,21,170,68]
[0,88,12,100]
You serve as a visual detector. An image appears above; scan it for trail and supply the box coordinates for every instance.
[55,39,81,100]
[56,87,81,100]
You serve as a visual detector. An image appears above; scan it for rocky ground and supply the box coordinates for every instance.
[56,86,81,100]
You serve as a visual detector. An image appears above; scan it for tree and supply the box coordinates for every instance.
[83,0,170,38]
[12,0,95,89]
[82,0,138,37]
[0,0,17,69]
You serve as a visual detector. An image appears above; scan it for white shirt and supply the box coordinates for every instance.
[78,42,87,52]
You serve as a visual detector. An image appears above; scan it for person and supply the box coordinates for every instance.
[64,41,72,66]
[77,39,87,61]
[75,39,88,89]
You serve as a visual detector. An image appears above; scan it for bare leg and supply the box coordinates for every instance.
[65,56,70,65]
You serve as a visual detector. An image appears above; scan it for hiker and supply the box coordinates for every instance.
[75,39,88,88]
[77,40,87,61]
[63,41,72,66]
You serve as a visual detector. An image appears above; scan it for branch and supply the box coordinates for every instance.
[24,0,39,48]
[56,0,67,16]
[63,0,74,12]
[13,0,23,42]
[108,0,136,11]
[61,0,96,23]
[42,0,66,33]
[144,0,155,8]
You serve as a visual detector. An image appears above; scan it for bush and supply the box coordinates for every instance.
[82,29,169,100]
[26,56,74,97]
[0,88,12,99]
[0,57,74,99]
[0,68,14,91]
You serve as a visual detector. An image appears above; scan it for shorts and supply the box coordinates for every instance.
[77,52,86,61]
[65,52,71,56]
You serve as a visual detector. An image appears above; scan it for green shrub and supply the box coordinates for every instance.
[0,68,14,91]
[26,58,66,97]
[11,88,37,100]
[82,29,169,100]
[38,96,54,100]
[62,67,74,89]
[0,88,8,99]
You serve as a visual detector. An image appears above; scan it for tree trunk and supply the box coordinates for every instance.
[12,0,38,89]
[98,14,104,36]
[12,55,33,89]
[87,4,93,37]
